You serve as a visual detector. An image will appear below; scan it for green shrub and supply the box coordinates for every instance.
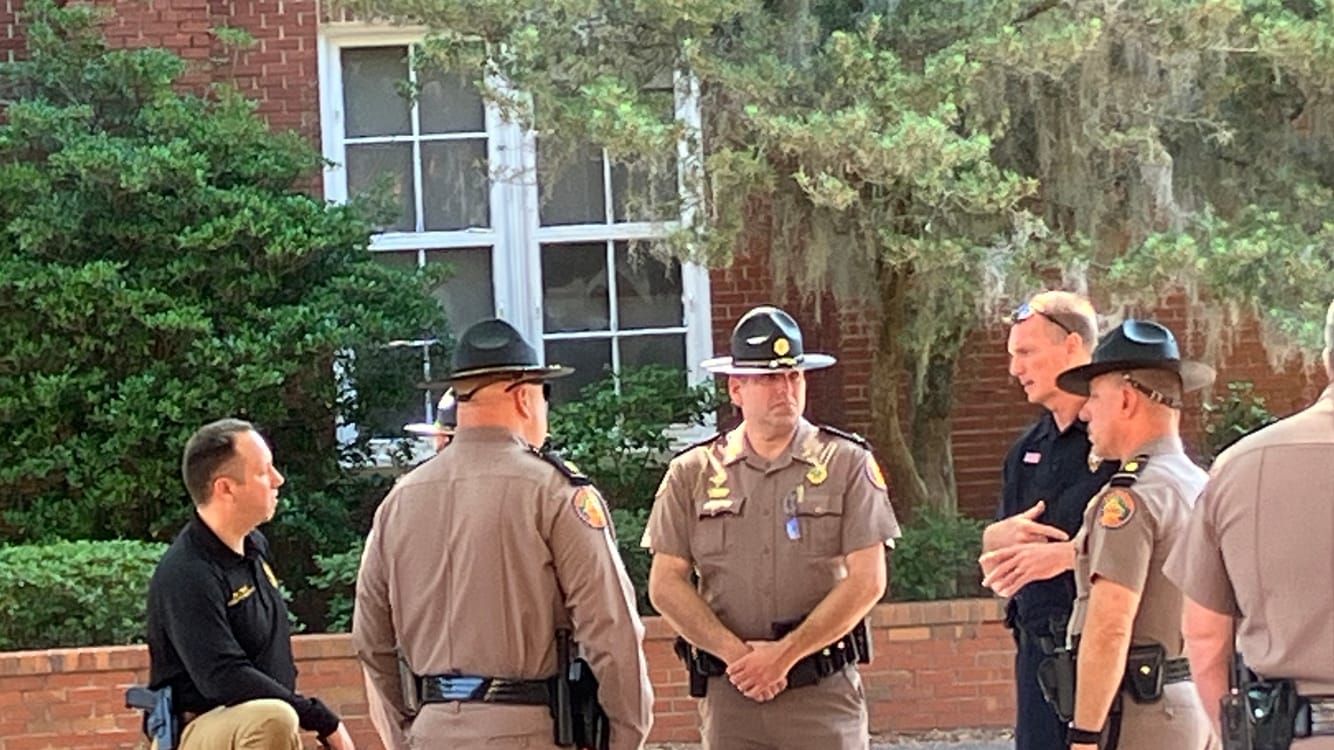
[0,540,167,650]
[0,0,441,549]
[548,366,724,512]
[310,545,362,633]
[612,507,653,614]
[889,507,986,602]
[1201,380,1277,465]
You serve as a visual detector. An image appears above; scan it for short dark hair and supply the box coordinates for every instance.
[181,418,254,505]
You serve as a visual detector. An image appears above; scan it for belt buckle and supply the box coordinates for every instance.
[438,676,486,701]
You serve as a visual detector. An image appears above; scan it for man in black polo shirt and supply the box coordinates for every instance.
[978,291,1116,750]
[145,418,355,750]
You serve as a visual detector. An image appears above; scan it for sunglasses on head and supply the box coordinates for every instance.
[1010,301,1075,337]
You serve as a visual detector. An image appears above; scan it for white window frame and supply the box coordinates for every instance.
[318,23,713,452]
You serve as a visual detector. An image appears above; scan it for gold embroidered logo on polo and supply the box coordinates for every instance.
[227,585,256,607]
[261,561,279,588]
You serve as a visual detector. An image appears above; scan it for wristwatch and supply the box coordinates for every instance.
[1068,724,1102,744]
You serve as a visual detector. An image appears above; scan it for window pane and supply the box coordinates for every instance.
[419,68,485,134]
[545,338,611,404]
[538,142,606,226]
[619,333,688,379]
[342,47,411,137]
[542,243,609,332]
[614,245,683,329]
[424,248,494,334]
[611,156,679,222]
[346,143,415,232]
[421,140,490,231]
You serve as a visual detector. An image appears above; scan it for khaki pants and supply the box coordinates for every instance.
[1116,683,1219,750]
[699,666,869,750]
[151,699,301,750]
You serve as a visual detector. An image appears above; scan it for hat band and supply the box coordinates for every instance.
[1122,372,1181,409]
[730,355,806,369]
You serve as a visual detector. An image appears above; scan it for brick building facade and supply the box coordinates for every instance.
[0,0,1325,518]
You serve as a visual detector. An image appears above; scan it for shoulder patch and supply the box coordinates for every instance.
[1109,454,1149,487]
[865,457,888,491]
[818,424,872,451]
[572,486,610,531]
[674,430,724,457]
[533,448,591,486]
[1098,489,1137,529]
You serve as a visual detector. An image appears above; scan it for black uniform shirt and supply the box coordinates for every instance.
[145,514,340,736]
[996,412,1118,630]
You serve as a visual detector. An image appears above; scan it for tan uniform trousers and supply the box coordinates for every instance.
[407,702,560,749]
[699,666,868,750]
[1115,683,1218,750]
[364,670,407,750]
[151,699,301,750]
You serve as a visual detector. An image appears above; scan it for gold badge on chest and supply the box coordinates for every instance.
[805,463,828,486]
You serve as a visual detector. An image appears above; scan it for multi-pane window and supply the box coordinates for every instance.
[318,27,711,439]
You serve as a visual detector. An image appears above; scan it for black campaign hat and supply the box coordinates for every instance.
[700,305,836,375]
[1056,319,1215,396]
[446,318,573,382]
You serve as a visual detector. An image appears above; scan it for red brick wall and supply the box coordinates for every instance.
[0,0,321,139]
[0,600,1013,749]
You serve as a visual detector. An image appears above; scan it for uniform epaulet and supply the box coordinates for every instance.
[532,447,591,486]
[1108,454,1149,487]
[674,431,724,458]
[817,424,872,451]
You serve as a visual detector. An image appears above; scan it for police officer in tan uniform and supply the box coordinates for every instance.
[1053,320,1218,750]
[363,390,462,750]
[1165,299,1334,750]
[353,318,653,750]
[643,305,901,750]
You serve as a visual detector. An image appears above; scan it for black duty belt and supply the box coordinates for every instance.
[1161,657,1192,685]
[417,674,552,705]
[1301,695,1334,736]
[697,632,860,690]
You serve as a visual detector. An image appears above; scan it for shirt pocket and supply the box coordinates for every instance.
[693,495,747,558]
[794,491,844,557]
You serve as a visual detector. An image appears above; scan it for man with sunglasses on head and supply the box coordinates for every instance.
[642,305,901,749]
[353,318,653,750]
[978,291,1117,750]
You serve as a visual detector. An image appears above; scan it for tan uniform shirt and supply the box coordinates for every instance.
[353,426,652,750]
[1165,386,1334,696]
[642,419,901,641]
[1070,435,1207,655]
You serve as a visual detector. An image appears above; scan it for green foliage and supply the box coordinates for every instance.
[355,0,1334,517]
[611,507,653,614]
[888,507,986,602]
[310,545,363,633]
[0,539,166,650]
[1201,380,1278,465]
[547,366,724,512]
[0,1,442,557]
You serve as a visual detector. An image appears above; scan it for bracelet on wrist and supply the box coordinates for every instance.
[1067,725,1102,744]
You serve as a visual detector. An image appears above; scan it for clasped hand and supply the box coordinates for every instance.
[726,641,791,703]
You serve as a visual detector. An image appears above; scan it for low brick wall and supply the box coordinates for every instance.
[0,599,1014,749]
